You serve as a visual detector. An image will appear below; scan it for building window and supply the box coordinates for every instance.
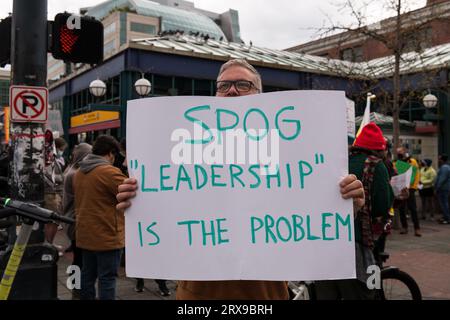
[130,22,156,35]
[51,99,63,112]
[175,77,193,96]
[263,86,286,93]
[153,74,173,96]
[193,79,213,96]
[340,46,363,62]
[0,80,9,106]
[104,22,116,37]
[104,40,116,56]
[404,27,433,53]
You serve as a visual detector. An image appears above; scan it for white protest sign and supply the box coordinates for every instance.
[346,99,355,138]
[126,90,355,281]
[390,167,413,197]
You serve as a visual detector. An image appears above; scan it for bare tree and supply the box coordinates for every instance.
[315,0,450,152]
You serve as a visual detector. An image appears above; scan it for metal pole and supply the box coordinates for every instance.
[9,0,48,243]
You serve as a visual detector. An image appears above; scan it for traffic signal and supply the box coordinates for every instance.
[51,13,103,65]
[0,16,11,67]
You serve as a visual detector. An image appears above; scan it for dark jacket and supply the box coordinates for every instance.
[349,152,394,244]
[435,163,450,193]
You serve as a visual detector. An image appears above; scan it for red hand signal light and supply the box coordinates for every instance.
[60,25,80,54]
[51,13,103,65]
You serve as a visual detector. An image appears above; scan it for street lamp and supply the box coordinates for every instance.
[134,76,152,97]
[423,93,438,108]
[89,79,107,97]
[367,92,376,100]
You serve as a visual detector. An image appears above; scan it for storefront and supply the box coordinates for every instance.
[69,110,121,145]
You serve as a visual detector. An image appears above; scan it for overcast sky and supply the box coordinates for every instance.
[0,0,427,49]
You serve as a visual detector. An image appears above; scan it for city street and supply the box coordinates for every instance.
[1,0,450,303]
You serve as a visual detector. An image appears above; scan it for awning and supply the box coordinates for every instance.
[355,112,415,128]
[68,119,120,134]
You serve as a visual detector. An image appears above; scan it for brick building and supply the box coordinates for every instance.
[287,0,450,62]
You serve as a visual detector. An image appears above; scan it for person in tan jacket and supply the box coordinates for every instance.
[74,135,126,300]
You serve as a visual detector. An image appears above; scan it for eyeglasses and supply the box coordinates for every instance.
[216,80,259,93]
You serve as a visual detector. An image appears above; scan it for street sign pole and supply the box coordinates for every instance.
[10,0,48,243]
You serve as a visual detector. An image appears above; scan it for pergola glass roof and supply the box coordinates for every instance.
[86,0,226,40]
[131,35,450,79]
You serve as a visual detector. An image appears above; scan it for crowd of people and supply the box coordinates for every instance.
[0,129,171,299]
[45,134,171,300]
[1,58,449,300]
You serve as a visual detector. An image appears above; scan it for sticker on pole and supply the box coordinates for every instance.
[10,86,48,123]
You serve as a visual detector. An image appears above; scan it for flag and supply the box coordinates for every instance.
[354,93,374,140]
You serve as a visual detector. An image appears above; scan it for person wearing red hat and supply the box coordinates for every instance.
[353,122,387,151]
[315,122,394,300]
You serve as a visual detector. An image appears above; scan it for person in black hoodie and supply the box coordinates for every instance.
[62,143,92,299]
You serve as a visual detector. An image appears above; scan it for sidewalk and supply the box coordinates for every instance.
[54,220,450,300]
[54,232,176,300]
[386,219,450,300]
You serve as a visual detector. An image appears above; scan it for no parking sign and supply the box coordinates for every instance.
[10,85,48,123]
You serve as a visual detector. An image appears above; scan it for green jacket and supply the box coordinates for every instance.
[349,153,394,243]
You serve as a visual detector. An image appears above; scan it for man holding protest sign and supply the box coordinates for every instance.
[117,59,365,300]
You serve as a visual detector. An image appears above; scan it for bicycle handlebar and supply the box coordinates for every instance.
[0,197,74,225]
[0,210,16,229]
[0,208,17,220]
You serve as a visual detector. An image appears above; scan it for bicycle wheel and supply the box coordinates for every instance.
[380,268,422,300]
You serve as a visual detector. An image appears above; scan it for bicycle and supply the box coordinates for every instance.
[372,219,422,300]
[289,220,422,300]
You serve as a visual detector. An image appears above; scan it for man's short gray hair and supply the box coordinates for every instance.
[218,59,262,92]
